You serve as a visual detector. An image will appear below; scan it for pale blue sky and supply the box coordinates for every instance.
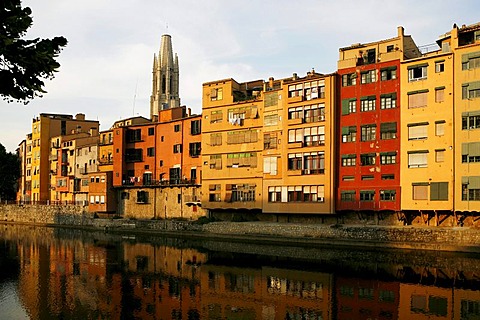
[1,0,479,152]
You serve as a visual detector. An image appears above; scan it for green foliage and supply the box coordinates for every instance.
[0,143,19,200]
[0,0,67,104]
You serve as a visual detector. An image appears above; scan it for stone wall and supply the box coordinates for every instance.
[0,203,92,225]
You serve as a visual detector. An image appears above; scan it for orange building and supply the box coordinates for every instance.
[112,106,205,219]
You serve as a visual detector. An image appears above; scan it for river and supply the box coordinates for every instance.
[0,223,479,319]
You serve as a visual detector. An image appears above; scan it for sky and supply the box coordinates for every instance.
[1,0,479,152]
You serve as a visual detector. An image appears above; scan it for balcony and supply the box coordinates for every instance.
[121,178,198,187]
[98,158,113,165]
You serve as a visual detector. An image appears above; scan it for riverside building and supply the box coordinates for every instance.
[336,27,422,218]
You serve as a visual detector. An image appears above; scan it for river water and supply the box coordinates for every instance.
[0,224,480,320]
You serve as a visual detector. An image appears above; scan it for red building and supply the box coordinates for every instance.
[336,27,421,214]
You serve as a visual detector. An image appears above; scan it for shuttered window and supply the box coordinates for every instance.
[408,151,428,168]
[412,184,428,200]
[408,123,428,140]
[408,90,428,108]
[430,182,448,201]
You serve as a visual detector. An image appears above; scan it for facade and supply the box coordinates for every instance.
[113,106,205,219]
[201,78,264,214]
[28,113,99,202]
[336,27,421,215]
[16,139,27,202]
[264,72,336,215]
[150,34,180,120]
[400,32,455,223]
[452,24,480,216]
[98,129,114,172]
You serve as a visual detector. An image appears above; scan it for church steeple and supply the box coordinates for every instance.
[150,34,180,121]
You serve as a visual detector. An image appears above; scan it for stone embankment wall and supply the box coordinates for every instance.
[2,204,480,253]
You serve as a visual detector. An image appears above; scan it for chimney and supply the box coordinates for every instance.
[292,73,298,80]
[397,26,404,37]
[75,113,85,120]
[188,108,191,116]
[269,77,274,89]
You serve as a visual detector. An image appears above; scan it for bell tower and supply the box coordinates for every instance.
[150,34,180,121]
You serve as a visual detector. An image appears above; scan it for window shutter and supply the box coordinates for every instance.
[342,99,350,115]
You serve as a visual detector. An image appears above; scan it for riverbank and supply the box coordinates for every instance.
[4,218,480,253]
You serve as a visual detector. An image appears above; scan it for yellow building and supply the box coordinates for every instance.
[400,23,480,224]
[451,23,480,216]
[400,34,455,223]
[263,71,336,216]
[98,129,114,172]
[29,113,99,202]
[201,72,336,219]
[201,78,264,215]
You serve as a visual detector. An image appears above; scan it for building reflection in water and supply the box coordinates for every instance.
[1,224,480,319]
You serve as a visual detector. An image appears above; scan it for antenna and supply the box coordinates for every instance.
[132,79,138,116]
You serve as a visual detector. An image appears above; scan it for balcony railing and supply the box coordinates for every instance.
[121,178,198,187]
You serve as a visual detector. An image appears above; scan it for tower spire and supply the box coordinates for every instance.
[150,34,180,121]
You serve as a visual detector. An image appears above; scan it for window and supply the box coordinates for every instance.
[126,129,142,142]
[264,113,279,126]
[360,96,376,111]
[362,175,374,181]
[342,73,357,87]
[303,126,325,146]
[137,191,148,203]
[380,152,397,165]
[408,123,428,140]
[210,133,222,146]
[412,183,428,200]
[435,121,445,136]
[173,144,182,153]
[462,176,480,201]
[462,142,480,163]
[430,182,448,201]
[268,186,281,202]
[408,151,428,168]
[360,191,374,201]
[341,191,355,202]
[342,176,354,181]
[148,127,154,136]
[125,148,142,162]
[462,112,480,130]
[191,120,201,135]
[462,52,480,70]
[264,132,278,149]
[380,93,396,109]
[147,147,155,157]
[361,124,376,141]
[361,70,376,84]
[408,64,428,81]
[360,153,376,166]
[304,104,325,123]
[408,90,428,108]
[263,156,278,175]
[286,185,325,202]
[342,126,357,142]
[341,99,356,115]
[435,87,445,102]
[382,174,395,180]
[210,110,223,123]
[226,152,257,168]
[210,155,222,169]
[210,87,223,101]
[381,67,397,81]
[229,184,256,202]
[435,149,445,162]
[342,154,356,167]
[380,122,397,140]
[380,190,396,201]
[435,61,445,73]
[189,142,201,157]
[174,124,181,132]
[288,154,302,170]
[462,82,480,99]
[159,160,163,166]
[227,130,258,144]
[303,152,325,174]
[209,184,221,202]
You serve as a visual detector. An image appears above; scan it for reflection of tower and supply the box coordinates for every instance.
[150,34,180,121]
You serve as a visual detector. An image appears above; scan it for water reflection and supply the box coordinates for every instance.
[0,224,479,319]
